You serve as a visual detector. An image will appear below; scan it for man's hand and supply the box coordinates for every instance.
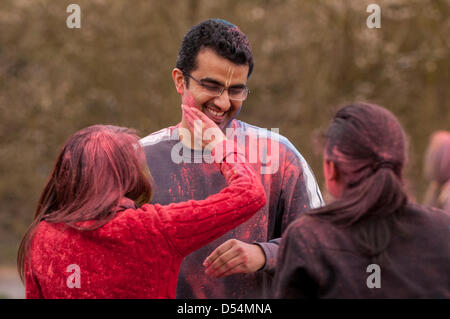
[203,239,266,278]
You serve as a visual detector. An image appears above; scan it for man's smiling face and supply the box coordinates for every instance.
[179,48,250,131]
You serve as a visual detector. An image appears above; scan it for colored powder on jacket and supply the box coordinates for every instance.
[273,203,450,298]
[140,119,323,298]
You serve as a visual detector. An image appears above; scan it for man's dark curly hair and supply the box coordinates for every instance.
[176,19,254,86]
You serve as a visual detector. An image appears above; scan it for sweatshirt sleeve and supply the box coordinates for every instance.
[148,140,267,257]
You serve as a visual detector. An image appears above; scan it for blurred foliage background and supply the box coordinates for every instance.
[0,0,449,265]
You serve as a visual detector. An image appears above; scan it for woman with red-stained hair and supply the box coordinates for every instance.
[17,105,266,298]
[273,103,450,298]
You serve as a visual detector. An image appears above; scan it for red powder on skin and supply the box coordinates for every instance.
[228,26,251,48]
[184,92,197,109]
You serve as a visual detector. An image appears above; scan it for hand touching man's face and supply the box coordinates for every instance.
[174,48,249,132]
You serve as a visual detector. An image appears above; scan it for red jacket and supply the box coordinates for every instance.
[25,147,266,298]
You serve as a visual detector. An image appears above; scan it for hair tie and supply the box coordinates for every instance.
[372,161,395,172]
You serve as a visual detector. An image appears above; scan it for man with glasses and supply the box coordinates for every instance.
[140,19,323,299]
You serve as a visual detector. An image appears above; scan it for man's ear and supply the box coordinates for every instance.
[172,68,185,95]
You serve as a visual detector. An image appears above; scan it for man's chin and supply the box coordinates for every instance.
[206,115,228,131]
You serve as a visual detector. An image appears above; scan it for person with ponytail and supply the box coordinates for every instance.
[423,130,450,211]
[17,105,266,299]
[273,103,450,298]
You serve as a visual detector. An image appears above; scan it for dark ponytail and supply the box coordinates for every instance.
[308,103,409,263]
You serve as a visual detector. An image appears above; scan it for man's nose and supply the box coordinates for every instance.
[214,89,231,111]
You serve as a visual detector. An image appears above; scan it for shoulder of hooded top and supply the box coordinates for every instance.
[235,120,299,152]
[237,120,324,208]
[139,126,178,148]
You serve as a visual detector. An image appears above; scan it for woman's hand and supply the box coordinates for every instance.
[181,105,226,150]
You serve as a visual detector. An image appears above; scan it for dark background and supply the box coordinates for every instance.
[1,0,449,267]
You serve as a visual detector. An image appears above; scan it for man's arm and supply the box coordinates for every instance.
[203,239,266,277]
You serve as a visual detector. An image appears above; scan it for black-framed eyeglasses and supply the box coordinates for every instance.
[183,72,250,101]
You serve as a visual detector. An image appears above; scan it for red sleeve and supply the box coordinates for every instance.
[143,140,267,257]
